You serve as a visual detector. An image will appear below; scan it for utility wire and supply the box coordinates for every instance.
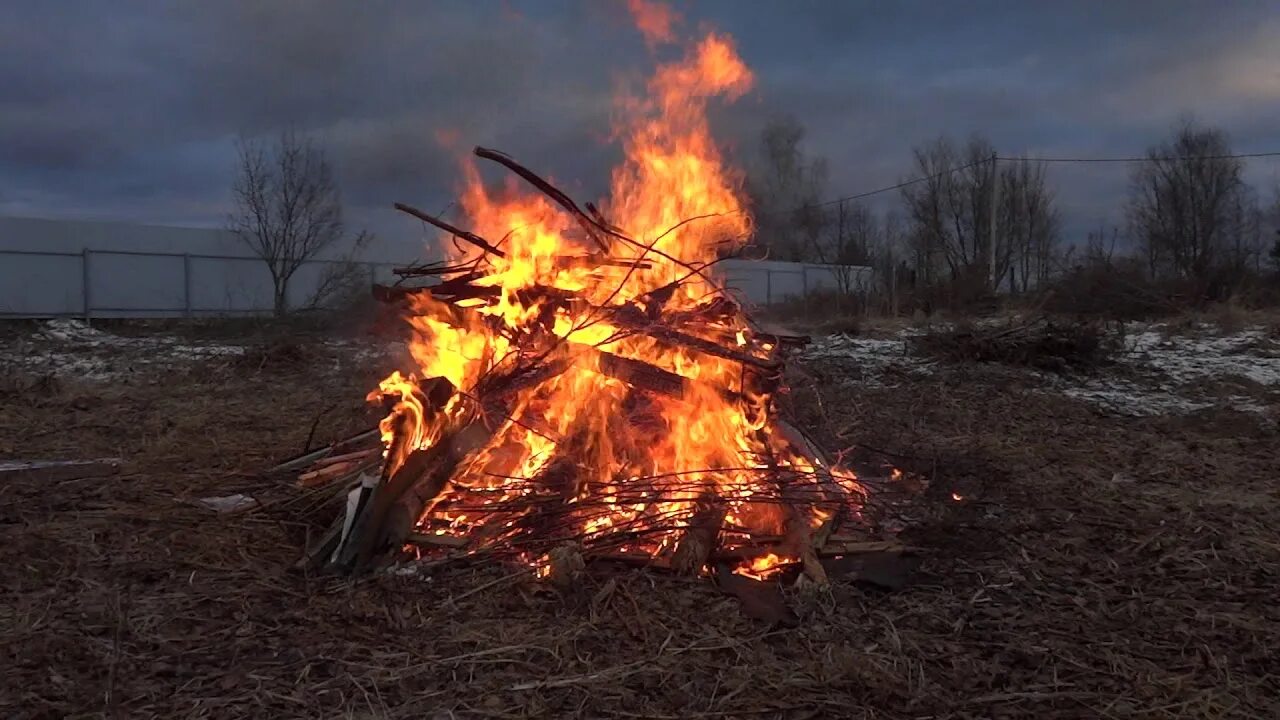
[766,149,1280,219]
[1002,151,1280,163]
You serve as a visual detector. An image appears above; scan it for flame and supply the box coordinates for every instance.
[736,552,793,581]
[626,0,680,48]
[368,4,864,568]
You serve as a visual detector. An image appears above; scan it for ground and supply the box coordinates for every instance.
[1,316,1277,719]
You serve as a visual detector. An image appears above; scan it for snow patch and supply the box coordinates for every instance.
[800,322,1279,417]
[799,333,932,388]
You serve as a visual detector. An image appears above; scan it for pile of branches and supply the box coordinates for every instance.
[266,146,877,582]
[913,317,1117,373]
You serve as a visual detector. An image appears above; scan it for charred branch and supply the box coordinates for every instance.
[393,202,507,259]
[473,147,613,254]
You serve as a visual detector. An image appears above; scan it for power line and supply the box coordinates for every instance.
[808,158,989,208]
[769,149,1280,218]
[1002,151,1280,163]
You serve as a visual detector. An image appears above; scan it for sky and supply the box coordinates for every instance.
[2,0,1279,257]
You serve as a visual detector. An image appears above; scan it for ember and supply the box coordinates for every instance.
[284,13,870,583]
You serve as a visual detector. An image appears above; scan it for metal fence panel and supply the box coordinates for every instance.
[188,256,276,314]
[0,251,83,317]
[88,251,186,315]
[0,247,872,318]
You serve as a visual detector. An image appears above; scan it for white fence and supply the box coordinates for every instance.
[719,259,873,306]
[0,248,404,318]
[0,216,872,317]
[0,250,873,319]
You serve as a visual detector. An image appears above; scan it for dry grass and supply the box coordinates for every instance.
[2,338,1278,718]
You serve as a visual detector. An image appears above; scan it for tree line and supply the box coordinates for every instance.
[744,116,1280,312]
[228,120,1280,316]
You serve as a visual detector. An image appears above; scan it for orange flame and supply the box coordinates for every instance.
[369,4,861,565]
[626,0,680,48]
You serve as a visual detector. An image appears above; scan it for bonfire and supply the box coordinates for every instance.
[277,12,879,587]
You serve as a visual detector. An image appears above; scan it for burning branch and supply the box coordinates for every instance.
[393,202,507,259]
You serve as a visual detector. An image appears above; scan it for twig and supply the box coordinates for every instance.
[473,146,612,254]
[302,403,337,453]
[393,202,507,258]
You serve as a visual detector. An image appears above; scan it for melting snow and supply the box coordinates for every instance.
[800,322,1279,418]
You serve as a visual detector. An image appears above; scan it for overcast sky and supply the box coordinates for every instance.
[3,0,1279,254]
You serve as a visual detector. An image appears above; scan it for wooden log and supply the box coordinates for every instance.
[0,458,122,483]
[609,305,780,371]
[546,542,586,589]
[595,351,688,400]
[335,417,496,573]
[595,350,745,406]
[671,499,726,575]
[774,420,844,504]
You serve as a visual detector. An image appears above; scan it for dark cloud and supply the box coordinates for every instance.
[1,0,1278,251]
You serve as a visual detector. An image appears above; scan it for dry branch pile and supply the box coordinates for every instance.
[273,146,889,587]
[912,317,1117,373]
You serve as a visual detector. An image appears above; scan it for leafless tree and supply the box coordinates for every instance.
[1267,184,1280,272]
[822,200,877,297]
[230,130,361,315]
[900,135,1060,299]
[899,135,1002,295]
[1126,120,1250,284]
[746,117,829,262]
[1000,159,1060,293]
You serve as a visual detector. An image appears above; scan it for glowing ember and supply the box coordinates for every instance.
[355,3,867,578]
[736,552,794,581]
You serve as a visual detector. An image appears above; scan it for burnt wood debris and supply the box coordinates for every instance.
[268,147,903,586]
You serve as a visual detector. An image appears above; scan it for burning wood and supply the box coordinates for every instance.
[278,27,877,585]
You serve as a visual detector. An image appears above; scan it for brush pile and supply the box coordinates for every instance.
[272,146,887,586]
[913,317,1116,373]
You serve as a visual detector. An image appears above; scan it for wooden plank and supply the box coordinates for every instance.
[0,458,122,482]
[269,428,379,474]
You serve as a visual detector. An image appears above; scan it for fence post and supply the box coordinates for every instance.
[801,266,809,313]
[81,248,91,322]
[183,253,192,317]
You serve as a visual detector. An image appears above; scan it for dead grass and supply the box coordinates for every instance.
[1,340,1278,718]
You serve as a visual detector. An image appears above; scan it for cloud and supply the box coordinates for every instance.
[0,0,1278,252]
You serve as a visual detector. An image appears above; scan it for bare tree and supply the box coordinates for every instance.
[823,200,877,297]
[746,117,829,262]
[230,130,357,315]
[900,135,1061,300]
[1268,184,1280,272]
[900,135,1002,295]
[1126,120,1249,285]
[999,159,1060,293]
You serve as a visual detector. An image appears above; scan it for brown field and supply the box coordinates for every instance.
[1,320,1278,719]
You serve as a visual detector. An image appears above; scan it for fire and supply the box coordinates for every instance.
[367,4,863,573]
[737,552,793,581]
[626,0,680,48]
